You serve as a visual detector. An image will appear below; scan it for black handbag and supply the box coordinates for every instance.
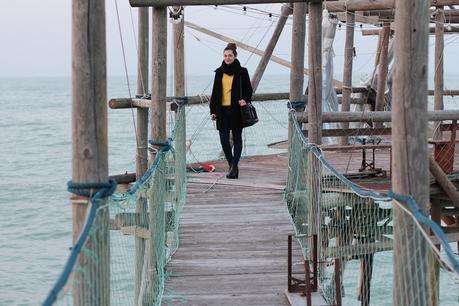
[239,76,258,128]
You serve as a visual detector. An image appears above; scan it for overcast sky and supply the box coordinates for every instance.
[1,1,459,85]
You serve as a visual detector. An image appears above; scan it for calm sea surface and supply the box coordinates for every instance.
[1,75,458,305]
[0,75,291,305]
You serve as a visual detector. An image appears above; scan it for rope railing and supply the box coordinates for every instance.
[43,104,187,306]
[285,110,459,305]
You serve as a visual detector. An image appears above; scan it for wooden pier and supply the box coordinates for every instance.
[163,147,459,305]
[163,155,326,305]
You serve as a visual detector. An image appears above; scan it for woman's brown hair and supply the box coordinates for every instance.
[224,43,237,57]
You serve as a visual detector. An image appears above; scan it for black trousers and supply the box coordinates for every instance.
[219,107,243,167]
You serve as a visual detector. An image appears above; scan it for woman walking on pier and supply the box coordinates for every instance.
[210,43,253,179]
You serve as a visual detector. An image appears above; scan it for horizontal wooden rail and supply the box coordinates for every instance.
[326,0,459,12]
[108,88,369,109]
[362,27,459,36]
[320,144,392,151]
[109,88,459,109]
[303,123,458,138]
[298,110,459,123]
[130,0,459,8]
[303,127,392,137]
[131,0,309,6]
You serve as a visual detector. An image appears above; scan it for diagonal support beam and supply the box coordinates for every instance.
[185,21,343,86]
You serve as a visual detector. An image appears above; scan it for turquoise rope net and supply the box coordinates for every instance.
[285,110,459,306]
[45,104,187,306]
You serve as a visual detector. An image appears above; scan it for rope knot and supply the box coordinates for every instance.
[67,179,117,199]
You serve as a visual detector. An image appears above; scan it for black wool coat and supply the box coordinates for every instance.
[209,64,253,130]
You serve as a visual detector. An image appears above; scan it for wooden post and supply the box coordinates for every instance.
[307,0,322,291]
[434,7,445,140]
[71,0,109,305]
[151,6,168,151]
[140,5,167,305]
[251,4,291,92]
[392,1,430,306]
[290,2,306,106]
[375,23,390,115]
[173,5,185,239]
[289,0,308,256]
[340,12,355,145]
[429,199,442,306]
[173,7,185,98]
[134,6,149,306]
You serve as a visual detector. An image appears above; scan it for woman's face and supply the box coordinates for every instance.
[223,50,235,65]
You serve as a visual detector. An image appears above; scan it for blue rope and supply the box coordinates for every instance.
[289,110,459,274]
[287,100,305,111]
[67,180,117,198]
[42,179,117,306]
[171,96,189,106]
[387,191,459,273]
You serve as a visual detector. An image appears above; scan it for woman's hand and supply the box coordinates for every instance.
[238,99,247,106]
[211,114,217,120]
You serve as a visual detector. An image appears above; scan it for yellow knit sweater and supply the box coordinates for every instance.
[221,73,234,106]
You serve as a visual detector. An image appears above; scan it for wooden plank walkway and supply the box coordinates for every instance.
[162,149,397,305]
[163,154,309,306]
[162,146,459,305]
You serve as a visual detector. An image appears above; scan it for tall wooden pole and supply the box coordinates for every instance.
[307,0,322,292]
[151,7,168,149]
[251,4,291,92]
[71,0,109,305]
[134,7,149,305]
[289,2,306,106]
[340,12,355,145]
[392,1,430,306]
[173,5,186,240]
[375,22,390,115]
[288,1,307,268]
[139,6,167,306]
[173,7,185,98]
[434,7,445,140]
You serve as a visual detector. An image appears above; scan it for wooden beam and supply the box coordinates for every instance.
[131,0,314,6]
[307,1,322,293]
[434,8,445,140]
[109,172,136,184]
[139,6,167,306]
[304,127,392,137]
[298,110,459,123]
[429,156,459,209]
[375,23,390,117]
[362,27,459,35]
[289,2,306,105]
[134,7,149,306]
[150,7,168,152]
[392,0,430,305]
[251,4,291,92]
[304,123,459,137]
[172,5,186,262]
[340,12,355,145]
[326,0,459,12]
[185,21,343,87]
[72,0,109,304]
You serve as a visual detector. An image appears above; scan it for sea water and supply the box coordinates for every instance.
[1,75,458,305]
[0,75,291,305]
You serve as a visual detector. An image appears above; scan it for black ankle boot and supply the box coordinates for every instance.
[226,164,233,178]
[226,164,238,179]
